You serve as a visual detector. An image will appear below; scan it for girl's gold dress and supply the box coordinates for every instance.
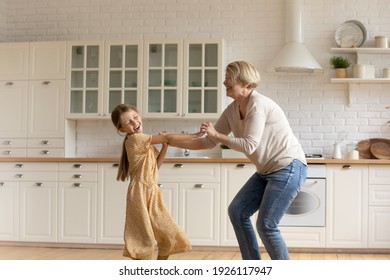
[122,133,191,259]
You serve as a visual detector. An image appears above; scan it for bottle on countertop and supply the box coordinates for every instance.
[332,143,342,159]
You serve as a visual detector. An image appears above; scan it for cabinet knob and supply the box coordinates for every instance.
[16,174,23,178]
[41,150,50,155]
[35,182,43,187]
[4,140,12,145]
[342,165,352,169]
[3,150,12,155]
[174,163,183,168]
[41,140,50,145]
[158,184,162,188]
[73,164,82,168]
[236,164,246,168]
[15,164,23,168]
[73,183,82,187]
[112,163,119,167]
[42,81,51,85]
[73,174,82,179]
[0,182,4,187]
[5,82,14,86]
[194,184,204,188]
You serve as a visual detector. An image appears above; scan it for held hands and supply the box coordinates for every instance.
[200,122,218,138]
[159,131,168,147]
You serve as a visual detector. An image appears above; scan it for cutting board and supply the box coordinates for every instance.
[356,138,388,159]
[370,142,390,159]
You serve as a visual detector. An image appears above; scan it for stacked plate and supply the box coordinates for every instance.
[335,20,367,48]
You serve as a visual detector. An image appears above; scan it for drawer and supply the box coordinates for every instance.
[369,185,390,206]
[0,171,57,182]
[0,138,26,148]
[58,172,97,182]
[369,166,390,185]
[27,148,64,158]
[0,148,26,157]
[59,162,97,172]
[159,163,220,182]
[0,162,58,171]
[27,138,64,148]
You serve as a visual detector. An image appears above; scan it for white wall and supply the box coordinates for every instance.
[3,0,390,158]
[0,0,6,40]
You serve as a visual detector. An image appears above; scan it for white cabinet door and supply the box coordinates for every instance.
[0,81,28,138]
[28,80,65,138]
[0,42,29,80]
[66,41,105,118]
[20,181,58,242]
[97,163,128,244]
[104,41,143,115]
[368,165,390,248]
[326,164,368,248]
[159,182,179,221]
[29,41,66,80]
[220,163,257,246]
[0,181,19,241]
[179,182,220,246]
[58,182,97,243]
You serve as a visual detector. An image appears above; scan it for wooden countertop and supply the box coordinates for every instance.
[0,157,389,165]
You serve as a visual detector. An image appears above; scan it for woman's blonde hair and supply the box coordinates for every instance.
[225,61,261,89]
[111,104,138,182]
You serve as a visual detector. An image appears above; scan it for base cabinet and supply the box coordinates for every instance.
[97,163,128,244]
[0,181,19,241]
[368,165,390,248]
[326,164,368,248]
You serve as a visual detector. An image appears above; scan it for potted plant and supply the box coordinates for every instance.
[330,56,350,78]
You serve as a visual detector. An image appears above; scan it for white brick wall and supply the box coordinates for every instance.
[0,0,6,40]
[2,0,390,158]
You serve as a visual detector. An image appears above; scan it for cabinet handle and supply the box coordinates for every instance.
[0,182,4,187]
[342,164,352,169]
[158,184,162,188]
[42,81,51,85]
[194,184,204,188]
[73,164,82,168]
[41,150,50,155]
[73,183,82,187]
[112,163,119,167]
[16,174,23,178]
[35,182,43,187]
[5,82,14,86]
[3,150,12,155]
[4,140,12,145]
[73,174,82,179]
[236,164,246,168]
[15,164,23,168]
[41,140,50,145]
[174,163,183,168]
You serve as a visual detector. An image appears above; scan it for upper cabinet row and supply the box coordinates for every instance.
[0,39,225,120]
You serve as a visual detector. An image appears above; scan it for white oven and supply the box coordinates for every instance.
[279,164,326,227]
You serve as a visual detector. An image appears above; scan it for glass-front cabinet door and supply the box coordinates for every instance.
[104,41,142,115]
[143,41,183,118]
[66,41,104,118]
[183,40,224,118]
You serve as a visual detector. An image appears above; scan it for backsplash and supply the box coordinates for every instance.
[2,0,390,158]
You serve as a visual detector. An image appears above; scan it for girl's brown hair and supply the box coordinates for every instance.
[111,104,138,181]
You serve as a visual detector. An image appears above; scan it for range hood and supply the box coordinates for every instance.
[267,0,323,73]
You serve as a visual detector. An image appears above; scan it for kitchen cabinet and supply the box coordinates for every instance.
[97,163,128,244]
[143,39,225,119]
[368,165,390,248]
[326,164,368,248]
[220,162,258,246]
[18,163,58,242]
[0,42,29,80]
[0,180,19,241]
[66,41,104,118]
[58,163,97,243]
[0,42,66,158]
[104,41,143,115]
[159,162,221,245]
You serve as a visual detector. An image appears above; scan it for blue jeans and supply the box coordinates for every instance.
[228,159,307,260]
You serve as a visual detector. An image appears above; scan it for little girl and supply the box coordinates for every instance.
[111,104,203,260]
